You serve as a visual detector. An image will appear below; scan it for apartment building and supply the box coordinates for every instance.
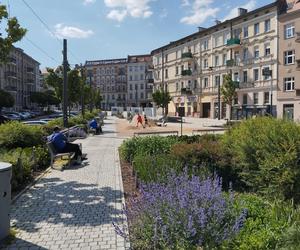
[0,47,40,111]
[127,55,153,108]
[151,2,279,119]
[277,0,300,121]
[85,58,127,110]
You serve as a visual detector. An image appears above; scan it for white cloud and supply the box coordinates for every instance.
[83,0,96,5]
[54,24,94,39]
[107,9,127,22]
[159,8,168,19]
[180,0,219,25]
[222,0,256,21]
[104,0,153,22]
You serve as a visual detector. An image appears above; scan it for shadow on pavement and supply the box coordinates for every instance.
[1,238,48,250]
[10,177,124,234]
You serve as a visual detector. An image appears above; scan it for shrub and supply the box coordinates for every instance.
[222,194,300,250]
[0,146,50,192]
[0,121,44,149]
[120,136,179,162]
[115,172,246,250]
[132,153,182,183]
[222,117,300,201]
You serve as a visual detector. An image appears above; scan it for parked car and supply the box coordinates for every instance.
[22,120,48,125]
[0,115,10,124]
[40,118,54,122]
[19,112,31,119]
[5,113,21,121]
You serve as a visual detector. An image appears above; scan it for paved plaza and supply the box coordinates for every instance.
[3,117,129,250]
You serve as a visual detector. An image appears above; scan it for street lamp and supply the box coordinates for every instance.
[88,70,93,112]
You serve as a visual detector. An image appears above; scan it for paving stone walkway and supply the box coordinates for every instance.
[3,117,129,250]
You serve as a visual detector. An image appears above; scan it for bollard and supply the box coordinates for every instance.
[0,162,12,241]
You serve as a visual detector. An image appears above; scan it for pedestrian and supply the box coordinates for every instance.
[89,118,102,134]
[136,113,145,128]
[144,115,150,127]
[47,126,86,164]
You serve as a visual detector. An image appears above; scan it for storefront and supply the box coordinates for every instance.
[231,105,276,120]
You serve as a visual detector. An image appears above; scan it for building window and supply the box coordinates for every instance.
[203,59,208,69]
[176,82,179,90]
[215,75,220,87]
[243,94,248,105]
[263,66,271,80]
[243,48,249,60]
[140,92,144,99]
[181,65,184,73]
[253,93,258,104]
[284,50,295,65]
[284,77,295,91]
[157,71,160,79]
[203,40,209,50]
[254,23,260,35]
[129,66,133,72]
[140,74,144,80]
[176,66,179,75]
[223,54,227,65]
[112,94,115,100]
[254,47,260,58]
[141,83,144,90]
[204,77,208,88]
[165,54,168,62]
[283,104,294,120]
[215,55,219,66]
[264,92,270,104]
[140,66,144,71]
[254,69,259,81]
[130,93,132,99]
[243,26,249,38]
[285,23,295,39]
[194,80,198,89]
[129,84,132,90]
[243,71,248,83]
[265,44,271,56]
[165,69,168,79]
[264,19,271,32]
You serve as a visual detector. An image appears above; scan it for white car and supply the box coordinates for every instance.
[22,120,48,125]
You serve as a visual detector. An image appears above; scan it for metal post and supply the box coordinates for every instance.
[181,116,183,136]
[218,82,221,120]
[80,64,85,117]
[89,73,92,112]
[63,39,68,128]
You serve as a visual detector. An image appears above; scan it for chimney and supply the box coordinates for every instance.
[198,27,206,32]
[238,8,248,16]
[215,20,221,25]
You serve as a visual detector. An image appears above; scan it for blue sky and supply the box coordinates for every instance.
[7,0,274,68]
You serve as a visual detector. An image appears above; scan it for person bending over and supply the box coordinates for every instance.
[48,126,84,163]
[89,118,101,134]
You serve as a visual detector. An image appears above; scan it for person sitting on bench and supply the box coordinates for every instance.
[89,118,102,134]
[48,126,84,164]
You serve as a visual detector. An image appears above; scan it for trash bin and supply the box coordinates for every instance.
[0,162,12,241]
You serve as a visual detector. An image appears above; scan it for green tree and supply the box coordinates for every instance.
[0,89,14,112]
[45,67,63,101]
[152,90,171,116]
[0,4,27,62]
[221,74,237,120]
[30,90,59,110]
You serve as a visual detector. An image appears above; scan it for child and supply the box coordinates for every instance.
[136,113,145,128]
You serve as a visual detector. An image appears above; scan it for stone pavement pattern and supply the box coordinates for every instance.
[3,117,129,250]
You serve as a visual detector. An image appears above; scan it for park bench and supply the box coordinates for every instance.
[46,142,76,170]
[134,130,178,137]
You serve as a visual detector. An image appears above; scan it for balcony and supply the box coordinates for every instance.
[5,71,17,79]
[4,85,17,92]
[226,38,241,48]
[27,79,34,84]
[226,59,239,67]
[27,67,34,74]
[181,88,193,95]
[181,52,193,61]
[238,82,254,89]
[147,78,154,84]
[146,85,153,90]
[296,32,300,43]
[181,69,192,76]
[8,57,17,65]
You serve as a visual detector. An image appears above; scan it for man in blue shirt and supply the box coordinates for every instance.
[48,126,84,163]
[89,119,101,134]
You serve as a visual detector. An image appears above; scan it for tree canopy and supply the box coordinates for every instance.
[152,90,171,116]
[0,4,26,63]
[221,74,237,119]
[0,89,14,111]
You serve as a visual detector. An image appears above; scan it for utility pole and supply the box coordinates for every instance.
[63,39,68,128]
[80,64,85,117]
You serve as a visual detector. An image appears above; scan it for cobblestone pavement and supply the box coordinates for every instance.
[3,117,129,250]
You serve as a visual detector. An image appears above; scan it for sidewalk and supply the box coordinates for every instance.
[4,117,129,250]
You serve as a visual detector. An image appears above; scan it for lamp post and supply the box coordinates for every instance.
[88,70,93,112]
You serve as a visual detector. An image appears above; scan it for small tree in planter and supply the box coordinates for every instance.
[152,90,171,116]
[221,74,237,120]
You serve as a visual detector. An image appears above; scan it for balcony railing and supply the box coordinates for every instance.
[4,85,17,92]
[226,38,241,47]
[147,78,154,84]
[8,57,17,65]
[181,88,193,95]
[27,67,34,73]
[296,32,300,43]
[226,59,239,67]
[5,71,17,78]
[181,69,192,76]
[238,82,254,89]
[182,52,193,60]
